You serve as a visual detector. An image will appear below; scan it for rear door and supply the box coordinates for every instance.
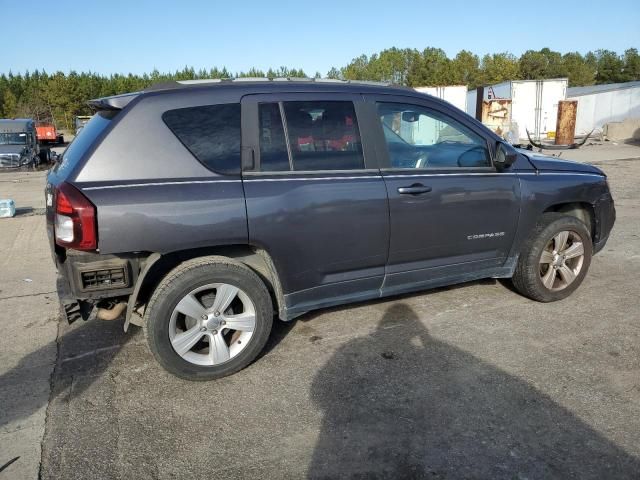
[364,94,521,293]
[241,93,389,315]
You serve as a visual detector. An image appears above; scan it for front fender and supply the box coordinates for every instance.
[508,172,608,259]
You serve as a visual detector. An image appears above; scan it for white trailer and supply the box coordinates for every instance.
[466,79,568,141]
[567,81,640,136]
[415,85,467,113]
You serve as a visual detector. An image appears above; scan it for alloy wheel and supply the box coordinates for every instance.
[169,283,256,366]
[539,230,585,291]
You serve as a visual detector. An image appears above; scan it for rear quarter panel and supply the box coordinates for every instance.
[71,88,249,254]
[79,180,247,254]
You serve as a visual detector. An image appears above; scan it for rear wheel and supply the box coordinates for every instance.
[511,213,592,302]
[145,257,273,381]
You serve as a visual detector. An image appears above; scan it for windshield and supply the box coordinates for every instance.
[0,132,27,145]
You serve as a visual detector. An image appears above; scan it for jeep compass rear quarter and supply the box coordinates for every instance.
[47,79,615,380]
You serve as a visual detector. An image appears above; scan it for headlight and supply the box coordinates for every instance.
[20,155,31,165]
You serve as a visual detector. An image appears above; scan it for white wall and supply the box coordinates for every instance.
[569,87,640,135]
[466,89,477,116]
[415,86,467,113]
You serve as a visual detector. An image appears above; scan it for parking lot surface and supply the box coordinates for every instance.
[1,145,639,479]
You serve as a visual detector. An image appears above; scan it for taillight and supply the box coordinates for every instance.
[54,182,97,250]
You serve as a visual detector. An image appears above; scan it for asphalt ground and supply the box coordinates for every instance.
[0,145,639,479]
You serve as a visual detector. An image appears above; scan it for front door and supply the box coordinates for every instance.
[365,95,521,292]
[241,93,389,316]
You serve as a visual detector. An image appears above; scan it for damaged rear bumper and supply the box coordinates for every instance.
[57,273,95,323]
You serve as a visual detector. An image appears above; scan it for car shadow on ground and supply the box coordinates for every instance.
[307,303,640,479]
[0,317,133,433]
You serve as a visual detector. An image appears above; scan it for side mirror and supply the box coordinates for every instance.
[495,142,517,169]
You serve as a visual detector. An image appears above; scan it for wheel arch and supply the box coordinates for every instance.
[543,202,595,239]
[127,245,286,331]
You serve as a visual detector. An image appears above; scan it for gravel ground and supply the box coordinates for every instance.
[1,146,639,479]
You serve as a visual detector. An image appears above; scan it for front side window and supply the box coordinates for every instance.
[256,101,365,172]
[163,103,241,174]
[377,102,491,169]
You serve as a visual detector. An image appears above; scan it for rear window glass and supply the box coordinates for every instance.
[163,104,241,175]
[259,103,290,172]
[283,101,364,171]
[255,101,364,172]
[55,111,114,175]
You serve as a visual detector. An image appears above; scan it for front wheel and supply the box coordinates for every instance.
[511,213,592,302]
[145,257,273,381]
[39,149,51,164]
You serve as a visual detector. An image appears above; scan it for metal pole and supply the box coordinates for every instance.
[475,86,484,121]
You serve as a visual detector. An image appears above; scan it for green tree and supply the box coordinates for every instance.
[407,47,453,86]
[2,89,18,117]
[594,49,624,83]
[519,50,548,79]
[326,67,342,79]
[622,48,640,81]
[451,50,480,87]
[539,48,565,78]
[365,48,418,85]
[1,48,635,129]
[341,54,371,81]
[479,53,520,84]
[562,52,596,86]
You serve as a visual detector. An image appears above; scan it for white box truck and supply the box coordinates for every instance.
[466,79,568,141]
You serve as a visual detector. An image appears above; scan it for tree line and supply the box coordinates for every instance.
[1,48,638,131]
[331,47,640,90]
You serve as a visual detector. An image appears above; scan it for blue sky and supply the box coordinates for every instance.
[2,0,638,76]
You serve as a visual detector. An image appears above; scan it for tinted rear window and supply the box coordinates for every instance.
[283,101,364,171]
[162,103,241,175]
[54,111,115,176]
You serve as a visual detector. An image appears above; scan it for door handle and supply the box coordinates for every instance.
[397,184,432,195]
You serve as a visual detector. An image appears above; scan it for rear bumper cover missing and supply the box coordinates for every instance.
[57,273,95,323]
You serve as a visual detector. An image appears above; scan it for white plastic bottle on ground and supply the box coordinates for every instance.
[0,199,16,218]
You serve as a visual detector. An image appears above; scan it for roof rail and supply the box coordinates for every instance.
[164,77,394,87]
[90,77,401,109]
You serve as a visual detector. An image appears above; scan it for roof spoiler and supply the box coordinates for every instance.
[87,92,140,111]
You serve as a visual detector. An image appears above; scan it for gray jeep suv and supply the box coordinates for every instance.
[46,79,616,380]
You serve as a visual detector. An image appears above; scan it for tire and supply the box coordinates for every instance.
[39,149,51,164]
[144,256,273,381]
[511,213,592,302]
